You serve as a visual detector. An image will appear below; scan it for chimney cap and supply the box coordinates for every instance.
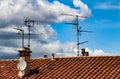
[19,47,31,52]
[81,48,85,52]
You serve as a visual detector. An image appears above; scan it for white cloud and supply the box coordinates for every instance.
[0,46,17,54]
[33,24,57,41]
[85,48,112,56]
[0,0,92,59]
[30,40,77,57]
[0,0,91,27]
[73,0,91,17]
[22,40,114,58]
[0,25,19,33]
[94,2,120,10]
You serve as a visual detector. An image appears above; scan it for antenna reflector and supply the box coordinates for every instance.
[17,60,27,71]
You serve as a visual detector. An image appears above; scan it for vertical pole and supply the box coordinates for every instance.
[22,31,24,48]
[28,26,30,48]
[76,15,79,56]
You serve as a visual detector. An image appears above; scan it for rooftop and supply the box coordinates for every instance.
[0,56,120,79]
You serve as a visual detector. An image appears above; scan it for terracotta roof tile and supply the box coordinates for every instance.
[0,56,120,79]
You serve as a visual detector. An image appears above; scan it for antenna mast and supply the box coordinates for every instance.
[63,14,92,56]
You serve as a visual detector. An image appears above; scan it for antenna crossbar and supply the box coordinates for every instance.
[78,30,93,33]
[13,28,24,48]
[62,14,88,18]
[65,22,78,25]
[78,41,89,45]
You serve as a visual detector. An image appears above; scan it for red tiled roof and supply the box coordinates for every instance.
[0,56,120,79]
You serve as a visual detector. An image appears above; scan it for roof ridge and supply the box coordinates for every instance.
[0,59,18,61]
[0,55,119,61]
[30,56,120,60]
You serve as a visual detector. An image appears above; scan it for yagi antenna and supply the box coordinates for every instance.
[24,17,35,48]
[24,17,44,48]
[13,28,24,48]
[63,14,92,56]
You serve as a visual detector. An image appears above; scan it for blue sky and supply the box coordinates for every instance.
[51,0,120,54]
[0,0,119,59]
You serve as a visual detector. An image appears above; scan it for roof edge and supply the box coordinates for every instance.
[0,55,120,61]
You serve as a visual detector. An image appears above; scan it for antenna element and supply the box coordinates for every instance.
[13,28,24,48]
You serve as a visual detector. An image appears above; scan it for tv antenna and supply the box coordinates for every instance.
[24,17,43,48]
[24,17,36,48]
[13,28,24,48]
[63,14,92,56]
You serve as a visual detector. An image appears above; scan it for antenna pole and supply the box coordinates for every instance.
[22,30,24,48]
[28,26,30,48]
[76,15,80,56]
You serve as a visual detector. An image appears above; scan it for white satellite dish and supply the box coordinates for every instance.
[17,60,27,71]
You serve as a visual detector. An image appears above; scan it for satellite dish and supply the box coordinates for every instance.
[17,60,27,71]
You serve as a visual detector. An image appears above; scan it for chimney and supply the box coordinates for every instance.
[81,48,85,56]
[85,52,89,56]
[81,48,89,56]
[51,53,55,60]
[17,47,32,78]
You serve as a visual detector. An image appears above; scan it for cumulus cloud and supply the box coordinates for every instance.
[85,48,112,56]
[94,1,120,10]
[73,0,91,17]
[30,40,77,58]
[0,46,17,54]
[0,0,92,59]
[33,24,56,41]
[0,0,91,27]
